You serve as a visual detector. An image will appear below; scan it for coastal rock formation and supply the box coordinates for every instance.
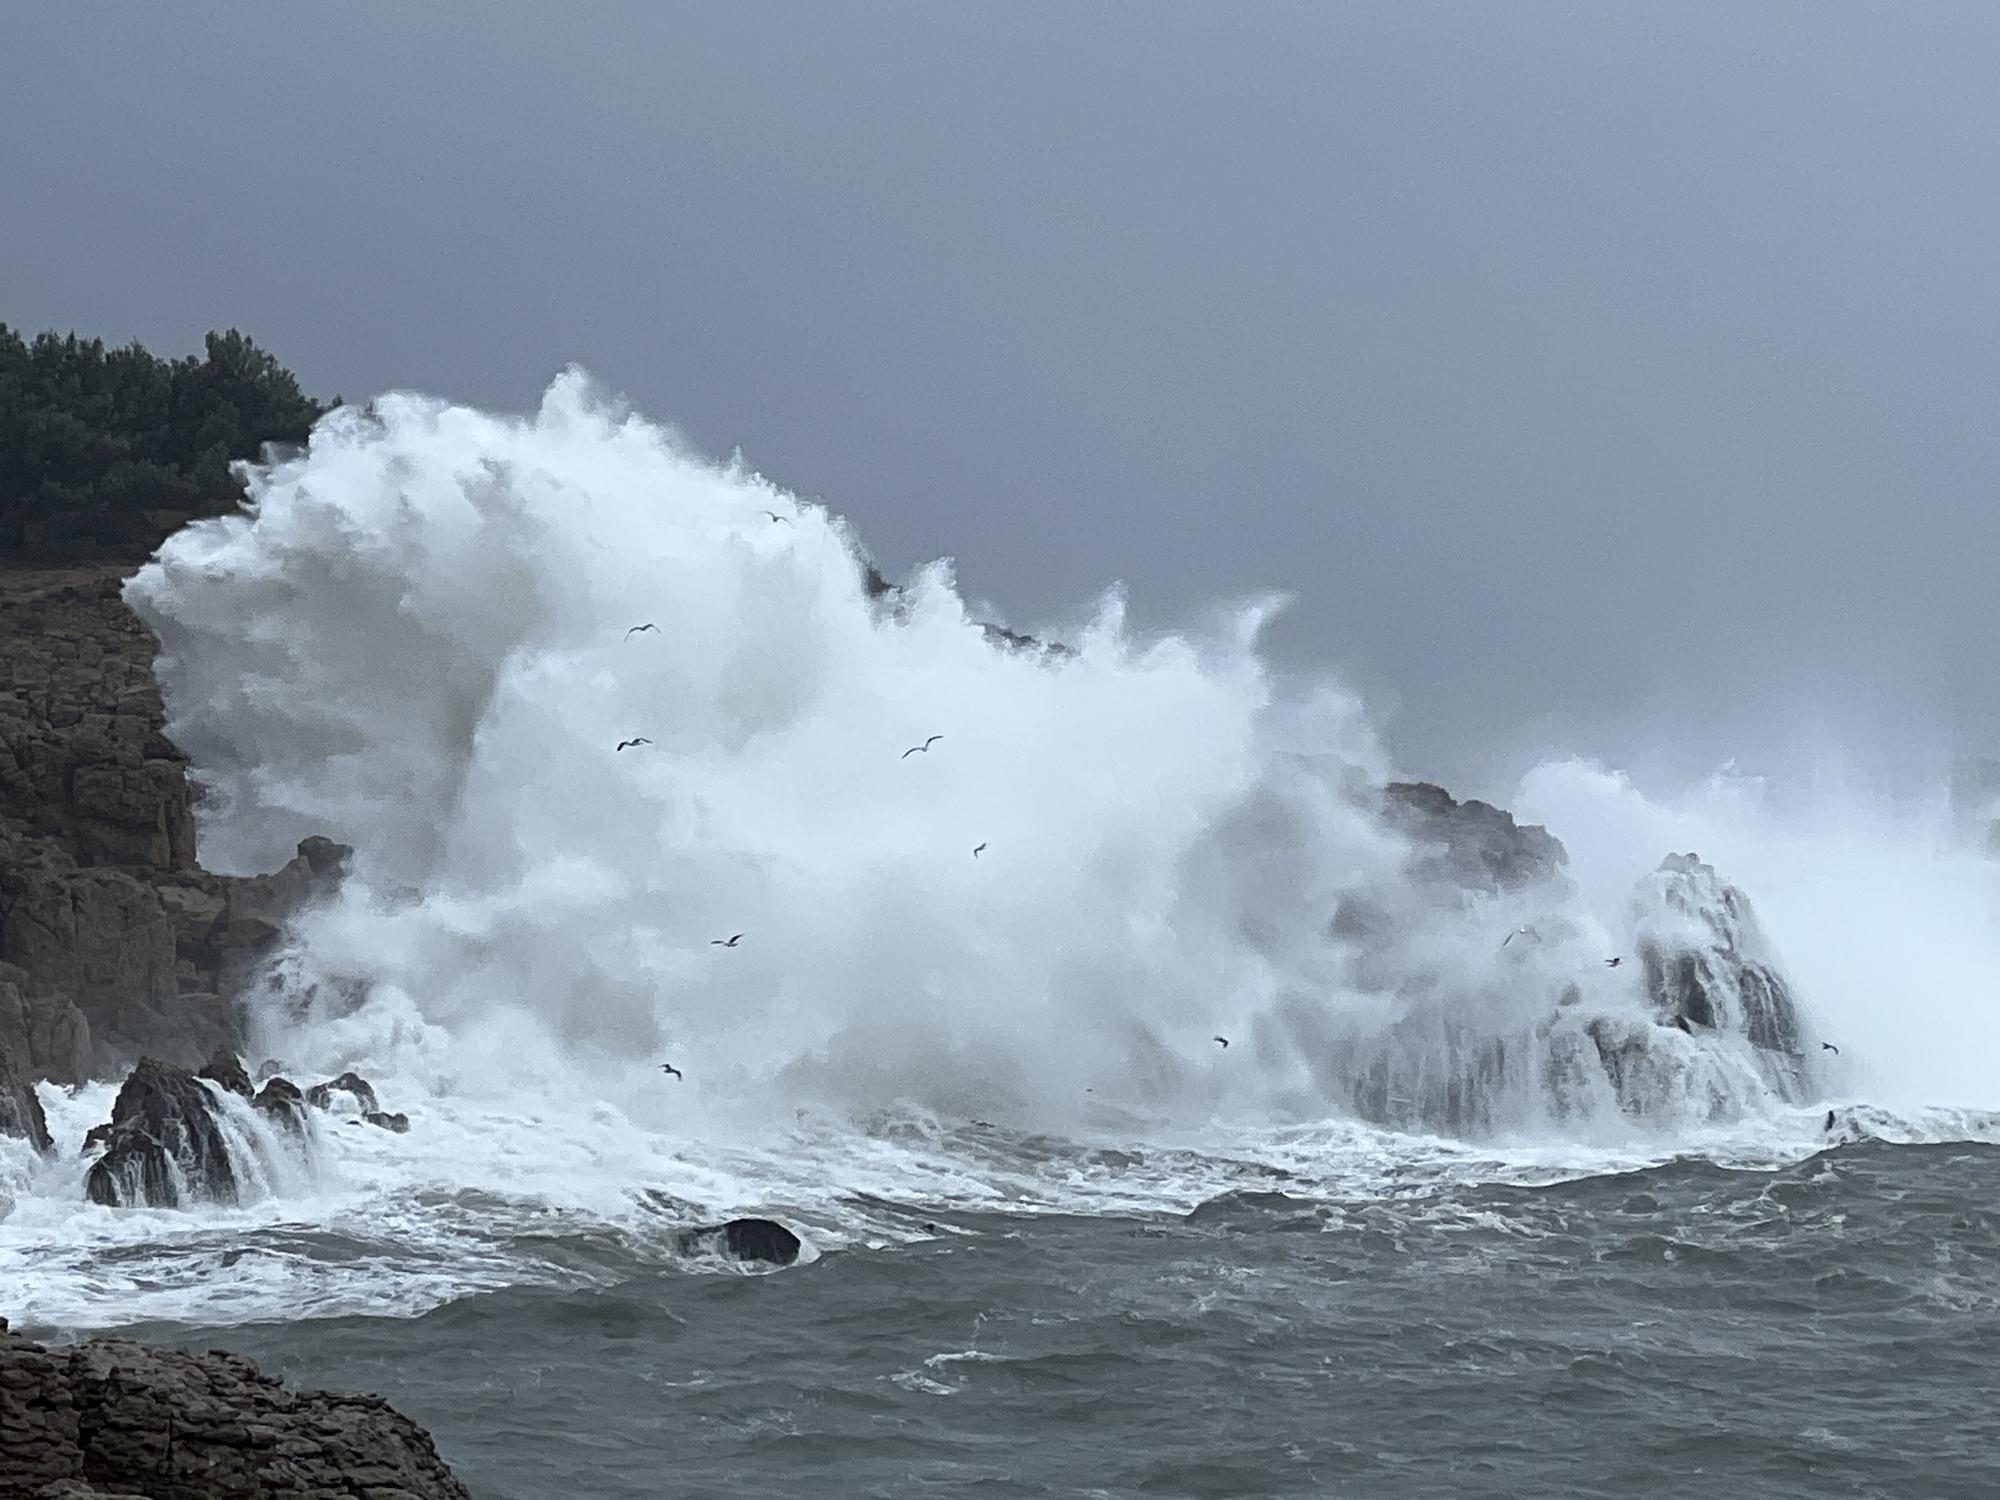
[0,1318,471,1499]
[251,1076,309,1133]
[1379,781,1569,894]
[305,1072,379,1115]
[0,563,351,1085]
[679,1217,804,1267]
[196,1046,254,1099]
[0,1049,52,1155]
[83,1058,240,1208]
[1627,851,1816,1098]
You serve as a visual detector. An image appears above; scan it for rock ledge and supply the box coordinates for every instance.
[0,1317,470,1499]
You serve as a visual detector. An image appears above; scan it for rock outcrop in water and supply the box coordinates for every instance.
[305,1071,379,1115]
[0,563,353,1088]
[252,1075,310,1134]
[83,1057,243,1208]
[0,1317,471,1499]
[679,1217,804,1267]
[1625,851,1817,1099]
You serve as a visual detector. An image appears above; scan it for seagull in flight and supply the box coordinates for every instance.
[902,735,944,759]
[1604,956,1623,968]
[625,623,659,638]
[762,509,791,525]
[1821,1041,1841,1056]
[1213,1035,1230,1049]
[711,933,744,948]
[659,1062,683,1081]
[1502,926,1540,947]
[616,737,653,752]
[972,842,987,858]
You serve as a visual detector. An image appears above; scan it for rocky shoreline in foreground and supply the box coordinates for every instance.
[0,1318,471,1500]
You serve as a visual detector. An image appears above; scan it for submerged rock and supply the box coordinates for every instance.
[0,1317,472,1498]
[680,1217,803,1267]
[305,1070,379,1114]
[361,1109,410,1133]
[83,1057,239,1207]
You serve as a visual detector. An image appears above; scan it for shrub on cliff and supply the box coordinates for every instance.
[0,323,331,558]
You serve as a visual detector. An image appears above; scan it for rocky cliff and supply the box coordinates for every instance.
[0,564,343,1093]
[0,1318,470,1499]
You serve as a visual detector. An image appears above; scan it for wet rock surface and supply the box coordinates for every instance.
[305,1073,379,1115]
[0,565,351,1088]
[82,1058,240,1208]
[0,1316,472,1499]
[0,1047,52,1154]
[1380,781,1569,894]
[679,1217,804,1266]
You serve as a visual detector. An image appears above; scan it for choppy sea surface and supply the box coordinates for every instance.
[12,1112,2000,1499]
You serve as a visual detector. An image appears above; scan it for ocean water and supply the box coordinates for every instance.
[6,373,2000,1496]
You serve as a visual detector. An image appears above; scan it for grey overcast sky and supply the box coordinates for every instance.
[5,3,1997,794]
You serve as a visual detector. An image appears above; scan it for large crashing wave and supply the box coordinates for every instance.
[119,372,1888,1141]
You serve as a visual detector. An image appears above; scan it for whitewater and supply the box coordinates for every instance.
[6,368,2000,1360]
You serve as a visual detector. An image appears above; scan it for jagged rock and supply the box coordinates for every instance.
[83,1058,239,1208]
[196,1047,253,1098]
[361,1110,410,1133]
[254,1057,286,1081]
[980,621,1074,659]
[305,1071,379,1114]
[0,565,353,1081]
[0,1318,472,1499]
[679,1216,804,1266]
[0,1048,52,1154]
[0,567,195,872]
[1380,781,1569,893]
[251,1076,308,1133]
[1633,853,1814,1097]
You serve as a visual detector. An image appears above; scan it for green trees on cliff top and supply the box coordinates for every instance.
[0,323,331,558]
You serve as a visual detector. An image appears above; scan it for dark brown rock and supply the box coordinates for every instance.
[0,1046,52,1154]
[0,1318,472,1499]
[679,1216,804,1266]
[305,1072,378,1115]
[196,1047,254,1099]
[251,1076,308,1133]
[0,565,352,1083]
[360,1110,410,1134]
[83,1058,240,1208]
[1380,781,1569,894]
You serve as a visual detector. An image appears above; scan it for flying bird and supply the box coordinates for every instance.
[1821,1041,1841,1056]
[625,623,659,638]
[1502,926,1542,947]
[1604,956,1623,968]
[762,510,792,525]
[972,842,987,858]
[711,933,744,948]
[659,1063,683,1081]
[616,737,653,752]
[1213,1035,1230,1049]
[902,735,944,759]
